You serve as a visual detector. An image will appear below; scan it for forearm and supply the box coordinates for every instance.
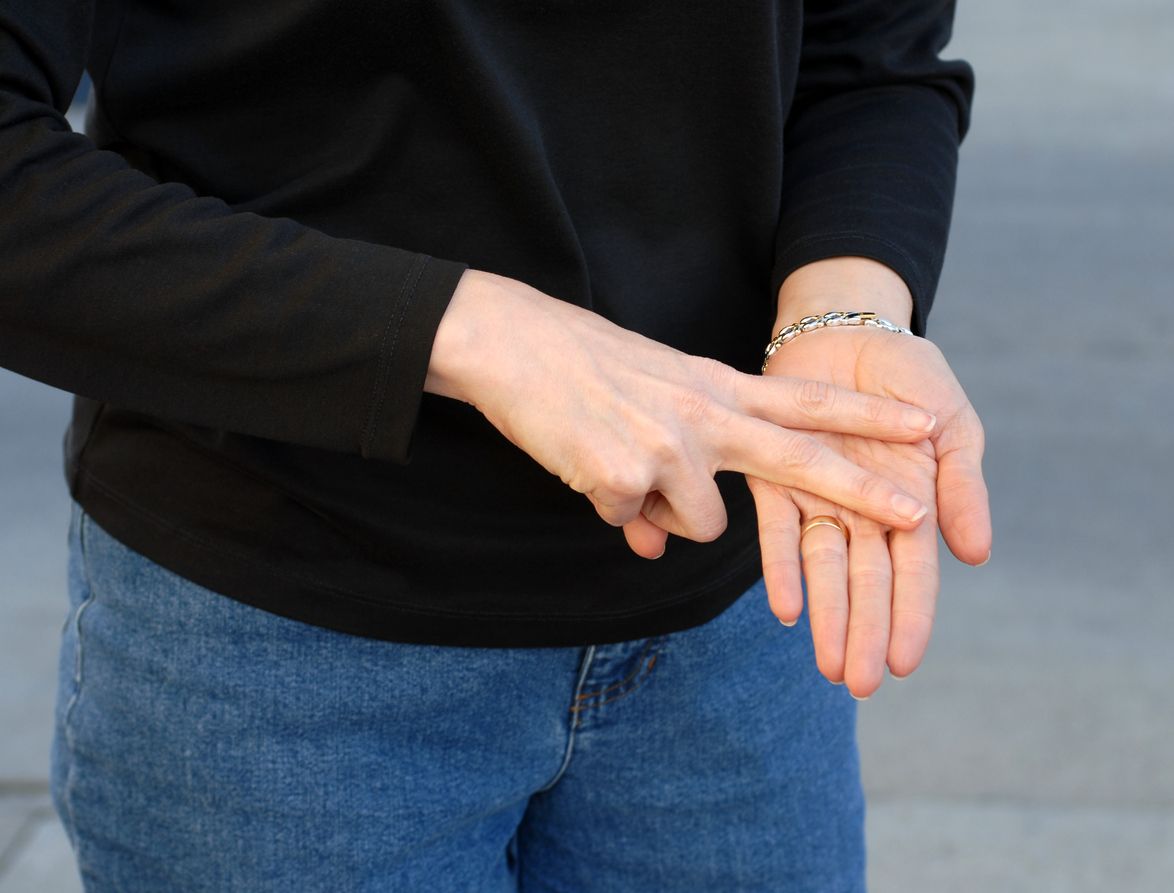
[771,1,972,335]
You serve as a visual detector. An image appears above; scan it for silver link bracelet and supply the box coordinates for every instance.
[761,311,913,373]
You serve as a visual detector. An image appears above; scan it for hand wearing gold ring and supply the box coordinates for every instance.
[747,258,992,701]
[800,515,850,545]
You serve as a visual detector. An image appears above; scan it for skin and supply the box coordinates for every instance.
[425,259,991,698]
[753,257,991,699]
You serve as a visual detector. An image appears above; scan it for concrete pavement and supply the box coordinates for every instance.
[3,0,1172,888]
[858,1,1174,889]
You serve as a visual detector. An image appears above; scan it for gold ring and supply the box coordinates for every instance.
[800,515,850,545]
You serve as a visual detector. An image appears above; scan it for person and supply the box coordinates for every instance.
[1,0,990,889]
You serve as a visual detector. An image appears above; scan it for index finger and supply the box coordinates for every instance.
[735,373,938,442]
[720,418,930,531]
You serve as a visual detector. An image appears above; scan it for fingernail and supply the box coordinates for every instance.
[829,680,845,686]
[778,617,797,627]
[653,548,666,559]
[851,693,870,702]
[891,494,928,522]
[904,410,936,433]
[976,551,992,567]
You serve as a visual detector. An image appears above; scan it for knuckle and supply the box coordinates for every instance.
[585,491,628,526]
[809,603,849,625]
[892,605,937,626]
[969,413,986,450]
[762,553,801,581]
[674,386,715,426]
[690,509,728,543]
[642,422,684,467]
[596,465,646,501]
[580,449,648,502]
[563,473,589,495]
[757,517,797,541]
[896,557,940,590]
[846,620,890,641]
[796,378,834,416]
[780,433,824,471]
[590,502,626,527]
[862,394,887,425]
[696,356,735,390]
[562,467,595,496]
[850,569,891,594]
[802,545,844,570]
[676,479,729,542]
[851,471,886,504]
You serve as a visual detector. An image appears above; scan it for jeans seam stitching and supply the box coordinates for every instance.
[61,510,98,871]
[569,638,666,714]
[572,639,657,703]
[573,660,657,711]
[535,645,596,793]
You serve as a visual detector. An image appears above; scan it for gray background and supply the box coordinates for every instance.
[2,0,1172,889]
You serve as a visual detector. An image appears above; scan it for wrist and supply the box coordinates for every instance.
[762,311,913,373]
[775,257,913,330]
[426,269,571,408]
[424,268,499,404]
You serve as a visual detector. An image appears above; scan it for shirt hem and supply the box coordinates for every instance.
[69,468,764,648]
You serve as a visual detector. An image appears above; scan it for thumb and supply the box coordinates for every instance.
[623,507,669,559]
[935,409,992,565]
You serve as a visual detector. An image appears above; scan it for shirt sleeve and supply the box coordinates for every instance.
[0,3,467,463]
[770,0,975,335]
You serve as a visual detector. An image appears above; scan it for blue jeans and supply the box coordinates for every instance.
[52,501,864,892]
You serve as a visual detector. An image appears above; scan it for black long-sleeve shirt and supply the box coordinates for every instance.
[0,1,972,646]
